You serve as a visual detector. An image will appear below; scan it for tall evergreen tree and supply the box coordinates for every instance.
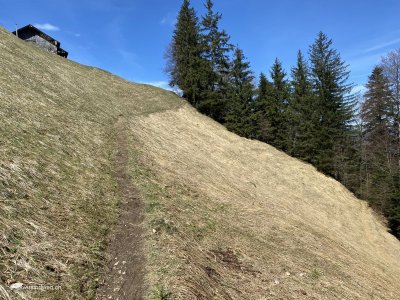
[381,50,400,238]
[381,49,400,150]
[309,32,355,177]
[361,66,394,208]
[361,66,400,236]
[257,72,270,102]
[253,60,289,149]
[287,50,316,158]
[198,0,233,122]
[166,0,207,107]
[362,67,393,138]
[225,47,255,138]
[266,58,290,149]
[253,73,273,140]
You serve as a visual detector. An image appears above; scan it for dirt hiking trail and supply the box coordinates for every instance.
[96,118,145,300]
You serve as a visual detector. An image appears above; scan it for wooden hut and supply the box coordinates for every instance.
[12,24,68,58]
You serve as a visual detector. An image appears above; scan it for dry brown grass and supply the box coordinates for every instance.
[1,24,400,300]
[129,106,400,299]
[0,27,182,299]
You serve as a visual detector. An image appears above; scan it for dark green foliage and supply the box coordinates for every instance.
[224,48,256,138]
[287,50,317,158]
[269,58,291,150]
[198,0,233,122]
[361,67,394,209]
[254,59,290,149]
[309,32,355,177]
[257,72,270,102]
[358,66,400,237]
[166,0,207,107]
[253,73,273,140]
[362,67,393,135]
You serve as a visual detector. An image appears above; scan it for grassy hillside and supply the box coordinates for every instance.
[1,26,400,299]
[0,27,182,299]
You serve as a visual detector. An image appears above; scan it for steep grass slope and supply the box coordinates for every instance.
[132,108,400,299]
[0,27,182,299]
[1,26,400,300]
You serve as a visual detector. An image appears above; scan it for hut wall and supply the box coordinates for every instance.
[18,31,57,53]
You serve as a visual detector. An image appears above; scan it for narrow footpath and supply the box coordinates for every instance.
[96,118,145,300]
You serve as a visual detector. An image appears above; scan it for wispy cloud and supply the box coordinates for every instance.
[364,38,400,53]
[65,31,81,38]
[160,13,177,26]
[33,23,60,31]
[348,53,382,73]
[81,0,135,12]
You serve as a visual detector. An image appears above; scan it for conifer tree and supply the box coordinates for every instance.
[362,67,393,138]
[361,66,399,233]
[253,73,273,140]
[309,32,355,176]
[166,0,206,107]
[266,58,290,149]
[253,60,289,148]
[225,48,255,137]
[198,0,233,122]
[381,50,400,238]
[257,72,270,102]
[288,50,316,159]
[381,49,400,146]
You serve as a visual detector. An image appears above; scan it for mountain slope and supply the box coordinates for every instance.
[132,107,400,299]
[1,27,400,299]
[0,27,182,299]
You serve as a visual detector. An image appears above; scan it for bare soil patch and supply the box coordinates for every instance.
[96,119,145,300]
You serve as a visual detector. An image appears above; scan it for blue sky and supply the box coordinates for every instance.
[1,0,400,92]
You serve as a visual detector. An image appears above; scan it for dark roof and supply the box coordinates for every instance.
[12,24,59,45]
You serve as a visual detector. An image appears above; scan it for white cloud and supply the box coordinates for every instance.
[364,38,400,53]
[34,23,60,31]
[160,13,177,26]
[65,31,81,38]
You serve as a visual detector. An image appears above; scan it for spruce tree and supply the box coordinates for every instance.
[288,50,317,159]
[266,58,290,149]
[198,0,232,122]
[381,49,400,149]
[225,48,255,138]
[362,67,393,137]
[253,60,289,149]
[381,50,400,238]
[309,32,355,177]
[253,73,273,140]
[166,0,206,107]
[257,72,270,102]
[361,66,397,222]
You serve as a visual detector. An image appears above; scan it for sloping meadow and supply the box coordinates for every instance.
[0,27,181,299]
[130,106,400,299]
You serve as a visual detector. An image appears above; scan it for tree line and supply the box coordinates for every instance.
[166,0,400,238]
